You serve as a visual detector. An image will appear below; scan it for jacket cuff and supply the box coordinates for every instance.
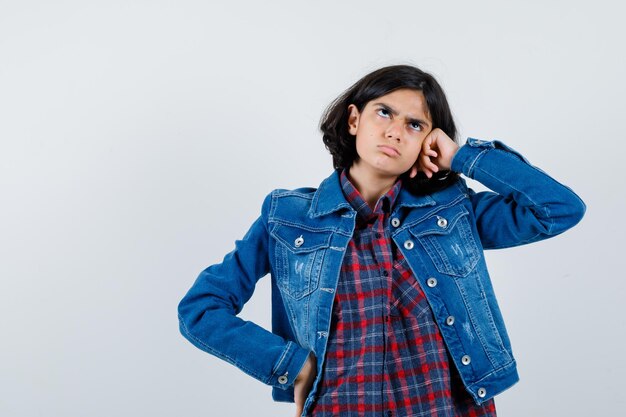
[451,137,531,177]
[270,341,311,389]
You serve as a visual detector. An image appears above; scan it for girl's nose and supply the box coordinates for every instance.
[386,121,402,141]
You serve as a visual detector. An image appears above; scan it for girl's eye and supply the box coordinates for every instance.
[376,108,390,118]
[410,122,422,131]
[377,108,422,132]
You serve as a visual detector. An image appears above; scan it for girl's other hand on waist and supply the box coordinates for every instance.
[294,353,317,417]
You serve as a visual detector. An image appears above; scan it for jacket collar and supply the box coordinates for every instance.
[308,169,436,218]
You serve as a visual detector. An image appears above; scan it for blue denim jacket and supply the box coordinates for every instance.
[177,138,586,412]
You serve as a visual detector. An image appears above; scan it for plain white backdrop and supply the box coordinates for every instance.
[1,1,624,416]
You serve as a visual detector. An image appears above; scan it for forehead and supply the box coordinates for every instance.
[367,88,431,119]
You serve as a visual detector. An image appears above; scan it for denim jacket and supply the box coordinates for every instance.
[177,138,586,412]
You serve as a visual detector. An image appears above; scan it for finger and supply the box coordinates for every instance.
[410,165,417,178]
[421,155,439,174]
[422,135,434,152]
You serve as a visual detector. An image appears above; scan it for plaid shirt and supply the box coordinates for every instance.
[309,168,497,417]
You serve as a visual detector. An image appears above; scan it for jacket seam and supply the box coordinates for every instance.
[271,341,291,377]
[179,314,268,384]
[474,164,554,234]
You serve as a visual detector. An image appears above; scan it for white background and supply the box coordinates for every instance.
[1,1,624,416]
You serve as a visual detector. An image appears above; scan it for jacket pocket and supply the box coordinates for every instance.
[270,223,332,300]
[409,205,480,277]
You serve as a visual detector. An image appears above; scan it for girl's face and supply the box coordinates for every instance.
[348,88,433,179]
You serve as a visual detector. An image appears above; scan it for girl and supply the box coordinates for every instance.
[177,65,586,417]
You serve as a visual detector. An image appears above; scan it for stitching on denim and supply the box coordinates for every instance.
[477,152,541,206]
[467,148,490,176]
[452,274,499,368]
[473,271,508,355]
[470,358,517,385]
[397,194,467,233]
[270,218,340,233]
[475,164,553,232]
[270,224,333,253]
[178,314,267,383]
[272,341,292,377]
[274,190,315,199]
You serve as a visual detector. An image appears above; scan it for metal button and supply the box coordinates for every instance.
[294,235,304,247]
[461,355,471,365]
[278,373,288,384]
[436,216,448,228]
[391,218,401,227]
[403,240,414,250]
[477,387,487,398]
[446,315,455,326]
[427,277,437,287]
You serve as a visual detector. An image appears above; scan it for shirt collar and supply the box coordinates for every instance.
[307,169,436,219]
[339,167,402,224]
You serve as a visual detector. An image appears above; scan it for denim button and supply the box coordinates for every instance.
[391,218,401,227]
[446,315,455,325]
[427,277,437,287]
[477,387,487,398]
[294,235,304,247]
[403,240,414,250]
[461,355,471,365]
[437,217,448,228]
[278,373,288,384]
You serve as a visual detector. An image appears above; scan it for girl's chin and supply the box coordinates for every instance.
[352,159,411,178]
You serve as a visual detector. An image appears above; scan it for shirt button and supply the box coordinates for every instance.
[461,355,471,365]
[375,232,382,238]
[294,235,304,247]
[382,270,389,277]
[403,240,414,250]
[446,315,455,325]
[427,277,438,287]
[477,387,487,398]
[278,373,288,384]
[387,411,393,417]
[436,217,448,228]
[391,218,401,227]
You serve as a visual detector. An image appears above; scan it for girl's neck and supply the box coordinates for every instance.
[347,163,398,209]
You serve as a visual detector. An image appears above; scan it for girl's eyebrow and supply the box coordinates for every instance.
[373,102,431,127]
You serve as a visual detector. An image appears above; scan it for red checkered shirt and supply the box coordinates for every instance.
[309,168,497,417]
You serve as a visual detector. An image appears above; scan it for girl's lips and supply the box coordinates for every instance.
[378,145,400,157]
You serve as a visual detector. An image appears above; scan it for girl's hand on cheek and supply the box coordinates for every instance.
[410,128,460,179]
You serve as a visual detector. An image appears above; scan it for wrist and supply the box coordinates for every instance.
[295,353,314,383]
[444,144,461,170]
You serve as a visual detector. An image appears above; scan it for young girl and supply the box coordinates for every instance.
[177,65,586,417]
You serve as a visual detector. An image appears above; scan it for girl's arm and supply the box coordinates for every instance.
[177,192,311,392]
[450,137,586,249]
[417,130,586,249]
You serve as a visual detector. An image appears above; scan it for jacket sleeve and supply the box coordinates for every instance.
[450,137,586,250]
[177,190,311,390]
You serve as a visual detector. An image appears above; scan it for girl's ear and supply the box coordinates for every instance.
[347,104,360,136]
